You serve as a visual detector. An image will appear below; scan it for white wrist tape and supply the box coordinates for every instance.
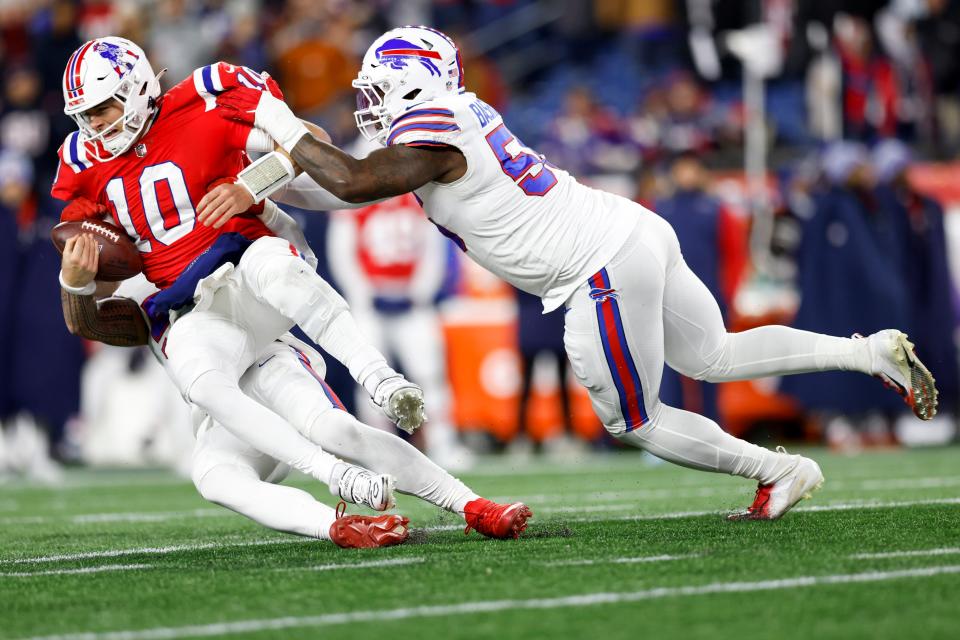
[59,271,96,296]
[236,152,296,204]
[256,93,309,153]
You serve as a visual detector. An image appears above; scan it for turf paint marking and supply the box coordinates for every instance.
[851,547,960,560]
[3,538,311,565]
[545,554,698,567]
[0,508,229,526]
[280,557,426,572]
[16,565,960,640]
[5,496,960,565]
[0,564,153,578]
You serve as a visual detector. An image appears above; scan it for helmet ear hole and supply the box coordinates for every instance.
[403,89,421,100]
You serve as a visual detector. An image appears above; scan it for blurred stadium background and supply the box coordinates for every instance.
[2,0,960,481]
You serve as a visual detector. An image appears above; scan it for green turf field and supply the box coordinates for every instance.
[2,446,959,640]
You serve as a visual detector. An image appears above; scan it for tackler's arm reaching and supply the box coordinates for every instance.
[214,88,466,204]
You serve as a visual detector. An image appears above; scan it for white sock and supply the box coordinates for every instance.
[700,328,872,381]
[618,404,791,485]
[196,464,336,539]
[189,370,342,485]
[310,411,478,514]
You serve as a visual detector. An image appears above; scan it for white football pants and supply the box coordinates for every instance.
[191,338,477,539]
[564,211,873,484]
[162,237,390,485]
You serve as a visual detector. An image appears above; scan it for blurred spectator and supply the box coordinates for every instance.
[782,142,910,450]
[873,139,959,414]
[3,149,84,463]
[512,288,581,457]
[626,73,740,163]
[327,144,471,470]
[0,151,27,424]
[451,30,508,111]
[654,153,748,423]
[834,13,918,141]
[541,85,635,177]
[147,0,222,89]
[1,66,50,166]
[270,0,358,116]
[915,0,960,152]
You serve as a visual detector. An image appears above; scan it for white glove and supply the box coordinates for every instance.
[253,92,309,154]
[372,375,426,434]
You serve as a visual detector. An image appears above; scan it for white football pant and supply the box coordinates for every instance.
[163,236,389,486]
[192,339,477,538]
[564,211,872,484]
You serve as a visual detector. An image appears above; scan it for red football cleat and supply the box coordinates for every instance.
[463,498,532,539]
[727,452,824,521]
[329,502,410,549]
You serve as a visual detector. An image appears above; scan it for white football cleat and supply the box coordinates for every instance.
[334,465,396,512]
[728,449,824,521]
[863,330,938,421]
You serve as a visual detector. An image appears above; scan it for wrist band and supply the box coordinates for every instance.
[59,270,96,296]
[236,152,296,204]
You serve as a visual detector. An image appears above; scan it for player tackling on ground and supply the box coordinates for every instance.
[206,25,939,520]
[52,36,530,536]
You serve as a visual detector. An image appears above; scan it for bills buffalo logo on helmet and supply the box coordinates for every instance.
[94,41,138,78]
[375,38,442,77]
[589,287,620,303]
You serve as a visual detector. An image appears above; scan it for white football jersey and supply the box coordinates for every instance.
[388,92,642,311]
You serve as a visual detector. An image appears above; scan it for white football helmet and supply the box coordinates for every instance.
[353,26,464,144]
[62,37,162,161]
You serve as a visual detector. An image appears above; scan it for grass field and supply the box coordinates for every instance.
[2,446,959,640]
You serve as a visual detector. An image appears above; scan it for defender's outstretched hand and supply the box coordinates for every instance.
[61,234,99,289]
[373,376,427,434]
[216,86,308,154]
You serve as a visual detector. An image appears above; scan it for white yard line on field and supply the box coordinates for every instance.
[851,547,960,560]
[0,564,153,578]
[0,508,229,526]
[544,554,699,567]
[16,565,960,640]
[3,538,311,565]
[279,557,426,572]
[491,475,960,505]
[6,471,959,527]
[4,496,960,566]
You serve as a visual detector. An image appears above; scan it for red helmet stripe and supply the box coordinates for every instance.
[378,48,442,60]
[65,40,95,97]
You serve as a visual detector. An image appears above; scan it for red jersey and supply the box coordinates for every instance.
[52,62,277,289]
[354,193,428,289]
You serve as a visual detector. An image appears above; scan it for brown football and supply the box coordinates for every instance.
[51,220,143,282]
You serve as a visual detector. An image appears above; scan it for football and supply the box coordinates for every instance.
[51,219,143,282]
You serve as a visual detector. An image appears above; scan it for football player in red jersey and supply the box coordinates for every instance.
[51,36,426,515]
[54,37,532,539]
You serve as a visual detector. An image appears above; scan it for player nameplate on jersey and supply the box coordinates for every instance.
[135,143,147,157]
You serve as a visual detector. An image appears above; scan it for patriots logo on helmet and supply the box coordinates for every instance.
[589,287,620,303]
[375,38,441,77]
[94,41,138,78]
